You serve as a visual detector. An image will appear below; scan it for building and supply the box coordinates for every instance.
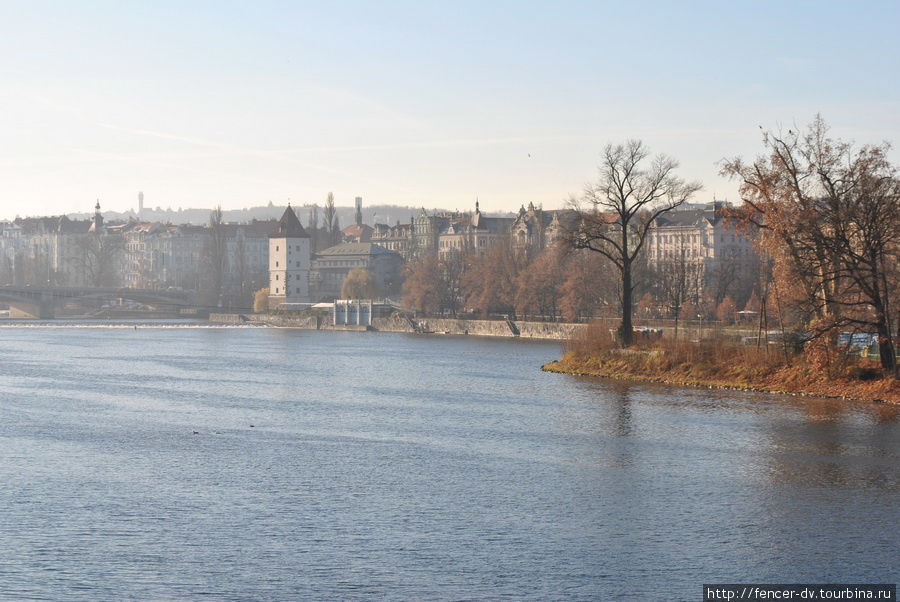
[436,201,514,258]
[341,196,374,243]
[370,221,412,258]
[119,217,275,306]
[123,222,168,289]
[410,208,447,257]
[0,221,25,284]
[508,203,577,255]
[644,201,759,302]
[309,242,402,301]
[13,203,125,288]
[222,220,275,302]
[268,205,311,308]
[123,223,208,291]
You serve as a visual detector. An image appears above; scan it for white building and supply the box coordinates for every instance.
[268,205,311,308]
[644,201,759,303]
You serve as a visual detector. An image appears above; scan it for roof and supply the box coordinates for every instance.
[342,223,373,241]
[316,242,397,257]
[269,205,309,238]
[14,215,92,235]
[655,208,720,228]
[246,219,279,237]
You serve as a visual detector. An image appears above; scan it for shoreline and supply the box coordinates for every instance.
[0,314,574,341]
[243,313,581,341]
[542,355,900,406]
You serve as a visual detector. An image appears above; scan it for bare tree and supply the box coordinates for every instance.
[25,240,53,285]
[571,141,701,345]
[202,206,228,306]
[232,232,249,307]
[323,193,339,247]
[13,251,24,286]
[0,254,13,285]
[333,214,342,245]
[71,233,123,287]
[308,204,320,252]
[707,247,741,307]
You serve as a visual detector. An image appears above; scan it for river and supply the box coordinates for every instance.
[0,325,897,600]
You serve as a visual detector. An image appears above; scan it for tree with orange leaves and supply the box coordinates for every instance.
[722,115,900,375]
[462,241,521,317]
[515,247,566,320]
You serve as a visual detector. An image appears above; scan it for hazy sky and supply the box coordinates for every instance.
[1,1,898,218]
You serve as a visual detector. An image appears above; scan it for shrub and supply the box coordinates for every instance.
[252,288,269,313]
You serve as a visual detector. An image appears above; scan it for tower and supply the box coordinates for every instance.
[89,200,104,233]
[268,205,311,309]
[138,192,144,218]
[355,196,363,227]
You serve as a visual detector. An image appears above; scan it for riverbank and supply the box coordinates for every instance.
[218,312,583,341]
[543,349,900,405]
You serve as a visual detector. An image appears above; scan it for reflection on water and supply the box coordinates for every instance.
[0,326,897,600]
[611,383,636,438]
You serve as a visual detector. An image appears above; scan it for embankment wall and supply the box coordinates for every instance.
[373,314,581,341]
[218,311,581,341]
[209,312,252,323]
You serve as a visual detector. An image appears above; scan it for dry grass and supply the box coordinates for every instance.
[550,320,900,404]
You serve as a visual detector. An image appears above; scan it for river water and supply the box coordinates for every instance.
[0,325,897,600]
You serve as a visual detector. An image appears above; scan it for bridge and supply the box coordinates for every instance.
[0,285,197,319]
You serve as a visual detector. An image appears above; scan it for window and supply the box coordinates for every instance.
[275,275,279,280]
[275,287,279,294]
[276,245,279,251]
[275,261,279,267]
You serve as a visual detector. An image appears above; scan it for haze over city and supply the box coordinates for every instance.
[2,3,900,600]
[2,1,898,219]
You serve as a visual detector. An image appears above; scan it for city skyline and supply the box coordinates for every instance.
[1,1,898,219]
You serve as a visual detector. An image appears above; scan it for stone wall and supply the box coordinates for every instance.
[209,313,251,323]
[516,321,581,340]
[237,311,583,340]
[372,313,415,333]
[253,314,319,329]
[373,313,582,341]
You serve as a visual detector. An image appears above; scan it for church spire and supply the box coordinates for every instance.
[91,200,104,233]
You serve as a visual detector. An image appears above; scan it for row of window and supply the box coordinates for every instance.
[440,238,490,248]
[319,259,366,267]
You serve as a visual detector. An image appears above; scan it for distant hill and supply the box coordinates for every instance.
[67,203,515,226]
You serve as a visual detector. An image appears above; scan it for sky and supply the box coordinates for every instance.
[1,0,898,219]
